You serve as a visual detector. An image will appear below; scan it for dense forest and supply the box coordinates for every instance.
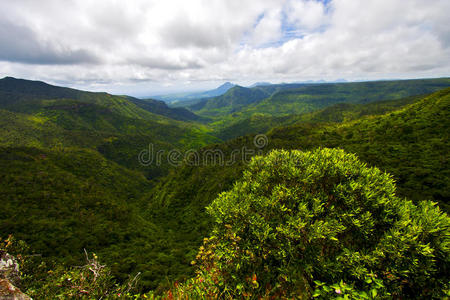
[0,77,449,298]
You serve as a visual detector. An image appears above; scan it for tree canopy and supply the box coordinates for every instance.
[181,148,449,299]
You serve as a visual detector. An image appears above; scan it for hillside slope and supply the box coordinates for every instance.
[0,77,218,177]
[0,78,220,291]
[146,88,450,283]
[0,76,203,123]
[126,96,202,122]
[189,85,271,116]
[215,94,424,140]
[1,78,448,294]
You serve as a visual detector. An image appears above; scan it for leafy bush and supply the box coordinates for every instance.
[187,148,449,298]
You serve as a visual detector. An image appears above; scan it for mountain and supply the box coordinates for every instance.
[0,77,218,178]
[188,85,272,116]
[212,82,235,95]
[0,146,151,260]
[244,78,450,116]
[151,82,236,105]
[188,78,450,123]
[0,76,88,102]
[0,76,203,122]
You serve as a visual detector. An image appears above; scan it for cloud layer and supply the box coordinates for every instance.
[0,0,449,95]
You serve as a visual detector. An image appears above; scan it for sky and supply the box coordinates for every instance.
[0,0,449,97]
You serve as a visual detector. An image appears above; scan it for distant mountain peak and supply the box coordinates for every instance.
[215,82,236,93]
[249,82,271,88]
[151,82,236,104]
[218,82,234,88]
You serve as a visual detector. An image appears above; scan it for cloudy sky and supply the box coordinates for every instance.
[0,0,449,96]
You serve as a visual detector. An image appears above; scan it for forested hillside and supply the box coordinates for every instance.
[0,77,218,178]
[189,85,271,116]
[0,77,198,122]
[2,0,450,298]
[0,77,220,291]
[0,77,449,298]
[215,94,424,140]
[147,88,450,289]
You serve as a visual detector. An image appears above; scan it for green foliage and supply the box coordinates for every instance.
[188,148,449,298]
[245,78,450,117]
[0,147,146,260]
[312,275,386,299]
[1,235,57,297]
[0,146,222,292]
[0,78,223,293]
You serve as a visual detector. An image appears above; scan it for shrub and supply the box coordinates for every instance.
[188,148,449,299]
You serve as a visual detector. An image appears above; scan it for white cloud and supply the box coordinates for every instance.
[0,0,448,95]
[250,9,283,46]
[286,0,328,31]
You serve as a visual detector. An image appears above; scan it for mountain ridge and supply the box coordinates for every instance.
[187,78,450,124]
[0,76,203,122]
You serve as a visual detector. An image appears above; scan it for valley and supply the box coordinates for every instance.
[0,76,449,298]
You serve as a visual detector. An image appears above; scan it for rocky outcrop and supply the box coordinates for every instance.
[0,254,20,286]
[0,253,31,300]
[0,279,31,300]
